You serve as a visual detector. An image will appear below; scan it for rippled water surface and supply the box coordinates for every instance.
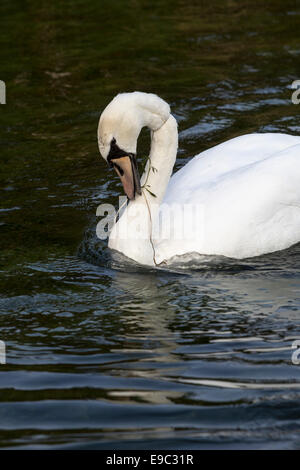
[1,0,300,449]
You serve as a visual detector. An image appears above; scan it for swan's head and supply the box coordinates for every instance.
[97,91,170,200]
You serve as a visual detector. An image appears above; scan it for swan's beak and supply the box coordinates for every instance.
[111,155,141,200]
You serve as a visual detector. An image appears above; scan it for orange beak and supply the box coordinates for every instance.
[111,155,141,200]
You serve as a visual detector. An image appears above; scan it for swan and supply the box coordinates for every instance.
[97,91,300,267]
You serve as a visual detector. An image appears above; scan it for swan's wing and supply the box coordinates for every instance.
[156,133,300,261]
[200,142,300,258]
[165,133,300,204]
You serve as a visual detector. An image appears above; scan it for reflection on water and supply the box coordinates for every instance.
[1,0,300,450]
[3,240,300,448]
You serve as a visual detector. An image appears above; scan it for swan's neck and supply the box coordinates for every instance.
[140,114,178,205]
[108,114,178,266]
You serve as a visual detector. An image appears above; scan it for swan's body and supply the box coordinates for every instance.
[98,92,300,267]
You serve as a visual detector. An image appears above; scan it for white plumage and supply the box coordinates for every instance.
[98,92,300,267]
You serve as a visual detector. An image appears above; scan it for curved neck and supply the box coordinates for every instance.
[140,114,178,205]
[108,114,178,266]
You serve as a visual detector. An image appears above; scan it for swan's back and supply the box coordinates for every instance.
[156,133,300,262]
[166,133,300,202]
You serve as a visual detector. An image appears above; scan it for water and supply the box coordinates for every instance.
[1,0,300,449]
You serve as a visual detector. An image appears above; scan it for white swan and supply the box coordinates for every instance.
[97,91,300,267]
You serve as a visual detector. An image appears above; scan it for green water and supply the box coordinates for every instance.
[1,0,300,449]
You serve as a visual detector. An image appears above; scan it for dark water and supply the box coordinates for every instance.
[1,0,300,449]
